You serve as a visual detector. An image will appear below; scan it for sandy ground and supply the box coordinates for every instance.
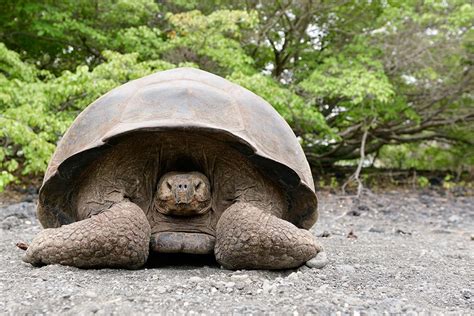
[0,189,472,315]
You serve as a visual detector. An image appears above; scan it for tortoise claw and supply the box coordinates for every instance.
[16,242,29,251]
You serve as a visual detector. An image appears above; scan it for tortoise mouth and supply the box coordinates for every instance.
[150,232,215,255]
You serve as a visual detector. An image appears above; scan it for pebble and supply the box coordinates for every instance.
[431,229,452,234]
[262,280,276,294]
[460,289,471,299]
[235,282,245,290]
[1,216,21,229]
[287,272,302,280]
[230,274,249,280]
[347,209,361,216]
[318,284,329,292]
[156,286,167,294]
[336,264,356,274]
[317,231,331,237]
[448,215,461,223]
[85,291,97,298]
[368,227,385,233]
[395,228,412,235]
[298,265,310,272]
[306,251,328,269]
[189,276,204,283]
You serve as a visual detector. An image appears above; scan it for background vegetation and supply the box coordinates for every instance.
[0,0,473,191]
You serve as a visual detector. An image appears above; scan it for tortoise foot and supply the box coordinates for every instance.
[215,202,321,270]
[23,200,150,269]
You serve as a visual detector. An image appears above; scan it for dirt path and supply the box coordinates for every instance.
[1,190,472,314]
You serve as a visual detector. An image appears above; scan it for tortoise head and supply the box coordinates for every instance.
[154,171,211,216]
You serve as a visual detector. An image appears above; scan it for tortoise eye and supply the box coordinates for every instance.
[166,181,172,190]
[195,181,202,190]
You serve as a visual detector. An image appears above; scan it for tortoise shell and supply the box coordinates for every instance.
[38,68,318,229]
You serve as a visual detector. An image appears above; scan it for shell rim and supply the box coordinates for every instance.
[40,125,318,229]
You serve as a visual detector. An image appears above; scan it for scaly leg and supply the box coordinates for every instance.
[215,202,322,269]
[23,200,151,269]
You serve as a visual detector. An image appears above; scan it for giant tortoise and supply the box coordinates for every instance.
[22,67,325,270]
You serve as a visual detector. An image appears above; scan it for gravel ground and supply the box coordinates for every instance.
[0,189,473,315]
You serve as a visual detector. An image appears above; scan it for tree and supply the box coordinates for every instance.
[299,0,474,169]
[0,0,473,191]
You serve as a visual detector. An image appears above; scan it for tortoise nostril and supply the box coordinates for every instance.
[184,184,187,189]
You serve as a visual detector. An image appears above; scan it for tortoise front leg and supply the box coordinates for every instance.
[215,202,322,269]
[23,200,151,269]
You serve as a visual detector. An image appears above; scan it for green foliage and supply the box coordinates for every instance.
[318,176,339,190]
[0,1,473,191]
[377,143,474,173]
[228,71,331,136]
[0,49,174,190]
[417,176,430,188]
[165,10,258,74]
[0,0,160,72]
[300,41,395,106]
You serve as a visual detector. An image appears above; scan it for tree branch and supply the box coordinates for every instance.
[342,121,371,197]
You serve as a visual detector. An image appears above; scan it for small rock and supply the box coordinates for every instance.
[368,227,385,233]
[347,209,361,216]
[306,251,328,269]
[395,228,412,235]
[431,229,453,234]
[224,282,235,288]
[448,215,461,224]
[230,274,249,280]
[336,264,356,274]
[461,289,471,299]
[262,280,275,294]
[317,284,329,292]
[317,231,331,238]
[85,291,97,298]
[1,216,21,230]
[287,271,301,280]
[189,276,203,283]
[86,304,100,314]
[347,230,358,239]
[16,242,28,250]
[156,286,167,294]
[235,282,246,290]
